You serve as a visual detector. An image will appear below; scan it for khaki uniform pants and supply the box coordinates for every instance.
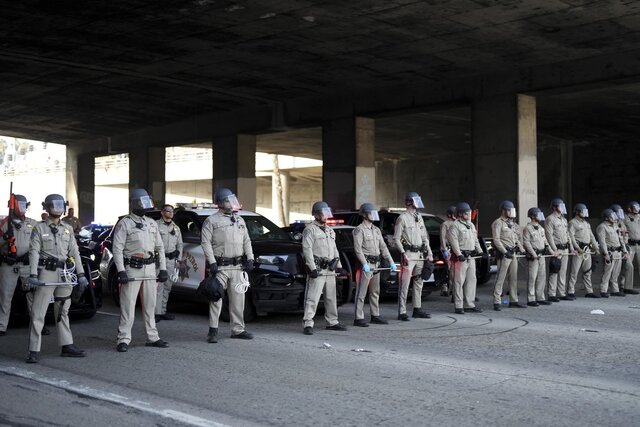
[568,254,594,294]
[303,269,338,328]
[398,251,424,315]
[621,244,638,290]
[452,259,477,310]
[600,255,622,293]
[493,257,519,304]
[29,269,74,352]
[209,267,248,334]
[548,248,569,297]
[354,263,380,320]
[0,264,27,332]
[442,258,453,293]
[117,264,159,344]
[527,258,547,302]
[156,259,176,315]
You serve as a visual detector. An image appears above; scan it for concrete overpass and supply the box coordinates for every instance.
[1,1,639,230]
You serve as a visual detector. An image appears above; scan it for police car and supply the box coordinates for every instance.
[100,204,346,321]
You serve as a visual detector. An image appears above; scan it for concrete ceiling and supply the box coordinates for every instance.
[1,1,640,148]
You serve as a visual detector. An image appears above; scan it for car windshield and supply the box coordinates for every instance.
[243,215,294,241]
[422,215,444,234]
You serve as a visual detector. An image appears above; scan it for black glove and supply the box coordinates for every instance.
[504,250,514,259]
[77,274,89,293]
[309,269,319,279]
[209,263,218,275]
[457,254,467,262]
[157,269,168,283]
[24,275,42,291]
[243,259,254,273]
[481,252,489,260]
[117,271,129,284]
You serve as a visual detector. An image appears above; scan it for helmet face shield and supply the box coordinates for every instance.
[536,211,545,222]
[411,196,424,209]
[367,210,380,222]
[49,199,66,216]
[630,202,640,214]
[133,195,154,210]
[507,208,516,218]
[16,201,28,215]
[558,203,567,215]
[319,207,333,221]
[615,208,624,220]
[611,212,619,222]
[220,194,241,211]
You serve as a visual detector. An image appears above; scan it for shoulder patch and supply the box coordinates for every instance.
[303,228,313,238]
[353,227,361,236]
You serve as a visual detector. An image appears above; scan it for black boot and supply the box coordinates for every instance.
[207,327,218,343]
[412,308,431,318]
[26,351,39,364]
[61,344,86,357]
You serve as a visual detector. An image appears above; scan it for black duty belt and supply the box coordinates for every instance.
[38,257,69,271]
[365,255,380,263]
[125,255,155,269]
[166,249,180,260]
[215,256,244,266]
[403,244,423,252]
[577,241,590,248]
[629,239,640,246]
[610,246,623,252]
[1,254,29,266]
[314,256,338,271]
[556,243,569,250]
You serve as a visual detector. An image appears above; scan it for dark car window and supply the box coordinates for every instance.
[243,216,293,241]
[333,228,354,248]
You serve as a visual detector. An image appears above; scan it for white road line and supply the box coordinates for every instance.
[96,311,120,317]
[0,366,231,427]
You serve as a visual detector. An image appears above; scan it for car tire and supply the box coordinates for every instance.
[220,290,256,323]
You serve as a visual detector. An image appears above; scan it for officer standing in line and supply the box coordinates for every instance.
[522,208,553,306]
[26,194,89,363]
[491,201,526,311]
[352,203,396,327]
[0,195,38,336]
[113,189,169,352]
[622,201,640,294]
[610,204,632,294]
[301,201,347,335]
[394,192,433,320]
[201,188,255,342]
[545,198,574,302]
[567,204,601,298]
[155,204,183,322]
[447,202,484,314]
[61,207,81,234]
[596,209,627,297]
[439,206,456,297]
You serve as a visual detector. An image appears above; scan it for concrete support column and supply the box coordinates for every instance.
[77,153,95,226]
[271,167,290,227]
[322,117,375,210]
[128,147,166,207]
[472,94,538,231]
[65,146,79,218]
[212,135,256,211]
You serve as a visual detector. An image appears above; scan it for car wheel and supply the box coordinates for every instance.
[220,290,256,323]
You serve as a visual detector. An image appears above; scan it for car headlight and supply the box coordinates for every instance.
[255,256,286,266]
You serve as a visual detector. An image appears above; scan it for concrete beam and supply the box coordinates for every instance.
[212,134,257,211]
[128,146,166,208]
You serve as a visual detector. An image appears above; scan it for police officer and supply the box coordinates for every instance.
[446,202,484,314]
[439,206,456,297]
[155,204,183,322]
[113,189,169,352]
[622,201,640,294]
[0,195,38,336]
[201,188,255,342]
[26,194,89,363]
[567,204,600,298]
[352,203,396,327]
[491,201,526,311]
[61,207,81,234]
[596,209,627,297]
[522,208,553,306]
[394,192,433,320]
[301,201,347,335]
[545,198,574,302]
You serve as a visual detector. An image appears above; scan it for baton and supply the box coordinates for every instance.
[39,282,77,287]
[124,276,158,282]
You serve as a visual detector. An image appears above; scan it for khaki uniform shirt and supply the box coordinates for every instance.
[491,217,524,255]
[302,221,341,271]
[157,220,183,259]
[523,222,549,256]
[545,212,573,251]
[447,219,482,256]
[29,219,84,276]
[596,222,626,255]
[568,217,599,252]
[440,219,454,251]
[353,222,393,266]
[0,217,38,258]
[61,216,81,233]
[393,211,432,257]
[201,211,253,264]
[616,221,629,245]
[112,213,166,273]
[623,213,640,241]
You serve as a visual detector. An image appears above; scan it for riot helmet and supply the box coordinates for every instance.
[550,198,567,215]
[573,203,589,218]
[627,201,640,214]
[602,208,616,223]
[609,204,624,220]
[405,192,424,209]
[527,207,544,222]
[358,202,379,222]
[446,205,457,218]
[11,194,29,217]
[42,194,67,217]
[500,200,516,218]
[130,188,154,215]
[311,201,332,223]
[456,202,471,218]
[214,188,241,212]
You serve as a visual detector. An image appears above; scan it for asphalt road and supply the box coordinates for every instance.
[1,268,639,427]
